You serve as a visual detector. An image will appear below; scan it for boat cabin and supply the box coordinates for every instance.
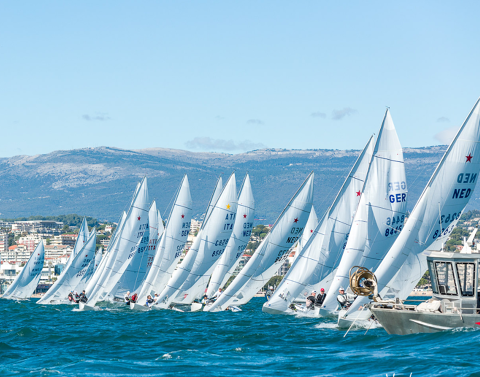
[427,251,480,314]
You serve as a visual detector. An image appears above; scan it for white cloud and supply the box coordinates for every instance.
[311,111,326,118]
[332,107,357,120]
[185,137,266,152]
[247,119,264,125]
[82,113,111,122]
[435,126,459,144]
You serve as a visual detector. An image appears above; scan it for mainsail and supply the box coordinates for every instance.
[206,174,255,297]
[207,172,314,311]
[137,175,193,303]
[292,206,318,264]
[262,137,374,314]
[87,178,149,306]
[74,248,103,293]
[322,110,406,312]
[346,97,480,315]
[157,173,238,306]
[2,242,45,300]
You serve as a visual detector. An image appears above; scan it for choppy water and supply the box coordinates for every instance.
[1,298,479,376]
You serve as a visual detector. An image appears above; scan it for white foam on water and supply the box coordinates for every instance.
[162,354,172,359]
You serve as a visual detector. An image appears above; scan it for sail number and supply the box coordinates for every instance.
[438,212,460,225]
[212,248,225,257]
[275,249,289,263]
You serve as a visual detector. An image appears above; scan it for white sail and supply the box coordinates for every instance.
[87,178,150,306]
[37,218,90,303]
[85,212,127,297]
[322,110,407,312]
[111,202,164,296]
[3,242,45,299]
[347,98,480,315]
[203,176,223,229]
[73,248,103,293]
[262,137,374,314]
[206,174,255,297]
[158,173,238,305]
[38,230,97,304]
[137,175,193,303]
[207,172,314,311]
[292,206,318,264]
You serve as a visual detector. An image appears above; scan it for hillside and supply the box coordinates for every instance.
[0,145,471,223]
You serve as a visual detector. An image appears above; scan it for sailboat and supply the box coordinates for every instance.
[321,110,407,316]
[37,219,93,304]
[133,175,193,308]
[2,242,45,300]
[155,173,238,310]
[37,230,97,304]
[82,177,150,310]
[262,136,374,315]
[206,172,314,312]
[206,174,255,298]
[344,97,480,328]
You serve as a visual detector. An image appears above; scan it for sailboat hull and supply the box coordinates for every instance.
[130,303,150,312]
[78,302,98,311]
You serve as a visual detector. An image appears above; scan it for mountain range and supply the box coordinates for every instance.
[0,145,473,224]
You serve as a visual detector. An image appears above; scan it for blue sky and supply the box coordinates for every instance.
[1,1,479,157]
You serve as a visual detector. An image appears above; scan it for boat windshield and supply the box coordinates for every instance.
[428,260,438,294]
[435,262,457,295]
[456,262,475,297]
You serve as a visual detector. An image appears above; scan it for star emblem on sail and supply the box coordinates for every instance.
[466,154,473,162]
[227,204,231,209]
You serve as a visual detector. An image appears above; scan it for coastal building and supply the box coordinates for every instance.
[100,238,110,247]
[1,245,30,263]
[17,234,44,252]
[0,233,8,253]
[11,220,63,234]
[50,234,77,247]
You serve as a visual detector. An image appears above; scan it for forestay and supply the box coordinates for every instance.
[3,242,45,300]
[87,178,149,306]
[323,110,407,313]
[160,173,238,305]
[137,175,193,303]
[347,98,480,315]
[263,137,374,314]
[38,230,97,304]
[206,174,255,297]
[207,172,314,311]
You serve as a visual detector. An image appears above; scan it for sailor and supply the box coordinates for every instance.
[337,287,352,309]
[201,294,209,305]
[306,291,316,309]
[154,293,159,303]
[79,290,88,303]
[146,295,155,307]
[68,291,78,303]
[131,293,138,303]
[315,288,326,306]
[212,288,223,300]
[124,291,131,305]
[265,286,274,301]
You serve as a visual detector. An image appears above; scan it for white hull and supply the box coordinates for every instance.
[337,309,373,328]
[130,303,151,311]
[78,302,99,311]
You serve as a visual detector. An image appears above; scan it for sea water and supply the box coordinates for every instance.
[1,298,479,376]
